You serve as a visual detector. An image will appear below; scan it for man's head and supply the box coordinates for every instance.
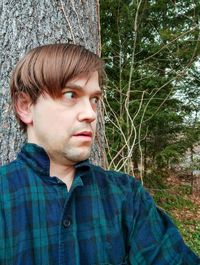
[10,43,104,130]
[10,43,105,165]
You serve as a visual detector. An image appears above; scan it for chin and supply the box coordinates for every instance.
[64,148,91,163]
[76,152,91,162]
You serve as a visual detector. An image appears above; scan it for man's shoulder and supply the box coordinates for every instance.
[0,159,24,187]
[0,160,18,177]
[89,163,141,194]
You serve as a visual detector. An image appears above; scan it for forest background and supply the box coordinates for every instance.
[0,0,199,257]
[100,0,200,255]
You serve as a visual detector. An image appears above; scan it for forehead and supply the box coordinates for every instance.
[65,71,101,93]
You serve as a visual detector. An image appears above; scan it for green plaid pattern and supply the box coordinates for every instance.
[0,143,199,264]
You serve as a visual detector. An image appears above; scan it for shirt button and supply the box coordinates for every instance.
[63,218,71,228]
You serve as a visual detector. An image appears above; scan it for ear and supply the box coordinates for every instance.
[15,92,33,125]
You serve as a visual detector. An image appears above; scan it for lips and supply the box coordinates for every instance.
[73,131,93,137]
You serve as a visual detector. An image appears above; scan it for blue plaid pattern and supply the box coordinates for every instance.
[0,143,199,264]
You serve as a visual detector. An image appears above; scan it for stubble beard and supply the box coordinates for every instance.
[62,128,95,163]
[63,144,92,163]
[46,127,95,165]
[51,138,93,165]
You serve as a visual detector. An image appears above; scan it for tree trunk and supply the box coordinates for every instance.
[192,170,200,196]
[0,0,106,167]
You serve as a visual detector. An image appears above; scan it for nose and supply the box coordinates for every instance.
[77,99,97,123]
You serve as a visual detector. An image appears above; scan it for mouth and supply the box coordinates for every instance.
[73,131,93,141]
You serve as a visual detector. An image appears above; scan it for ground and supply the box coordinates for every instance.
[146,173,200,256]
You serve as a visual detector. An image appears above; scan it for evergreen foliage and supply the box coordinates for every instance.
[100,0,200,178]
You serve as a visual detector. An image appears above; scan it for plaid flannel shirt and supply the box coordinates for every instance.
[0,143,199,265]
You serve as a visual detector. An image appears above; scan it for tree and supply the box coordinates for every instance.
[0,0,106,166]
[100,0,200,181]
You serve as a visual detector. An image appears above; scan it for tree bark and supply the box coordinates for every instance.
[0,0,106,167]
[192,170,200,196]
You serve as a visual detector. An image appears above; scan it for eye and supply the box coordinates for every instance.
[61,91,78,105]
[63,91,76,100]
[90,96,100,105]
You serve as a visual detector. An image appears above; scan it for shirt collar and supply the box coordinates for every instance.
[17,143,91,180]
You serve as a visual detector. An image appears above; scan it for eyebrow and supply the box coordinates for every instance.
[64,83,103,96]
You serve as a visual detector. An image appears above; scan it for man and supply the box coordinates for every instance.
[0,43,199,265]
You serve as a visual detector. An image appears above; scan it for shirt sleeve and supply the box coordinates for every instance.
[125,180,200,265]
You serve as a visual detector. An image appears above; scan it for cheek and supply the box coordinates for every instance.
[33,104,77,135]
[92,119,97,129]
[33,109,59,133]
[49,113,75,134]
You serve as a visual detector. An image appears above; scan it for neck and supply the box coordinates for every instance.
[50,160,75,191]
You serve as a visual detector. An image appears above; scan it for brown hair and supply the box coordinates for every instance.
[10,43,105,130]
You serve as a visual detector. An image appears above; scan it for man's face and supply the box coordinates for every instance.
[28,71,101,165]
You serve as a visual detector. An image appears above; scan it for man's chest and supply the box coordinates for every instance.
[1,184,129,265]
